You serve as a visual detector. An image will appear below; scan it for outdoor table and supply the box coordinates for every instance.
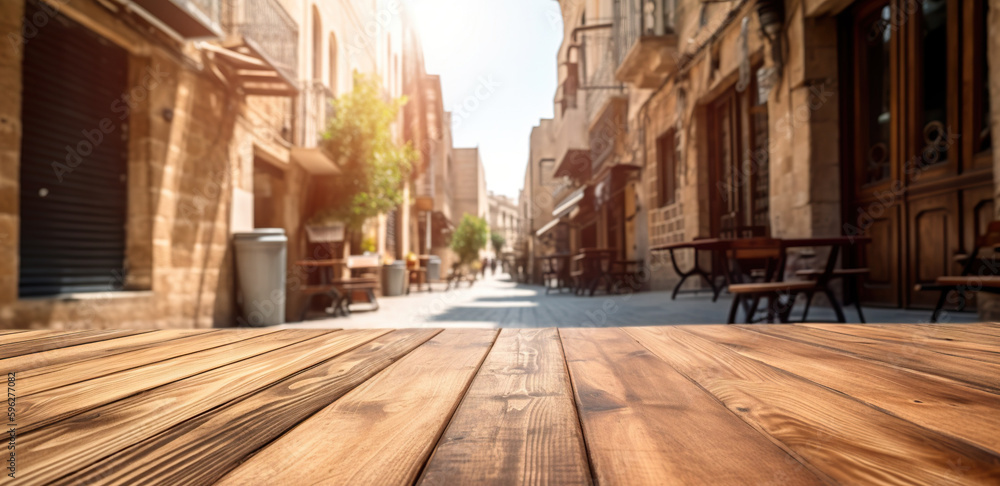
[571,248,617,296]
[11,324,1000,484]
[296,259,378,317]
[651,238,729,301]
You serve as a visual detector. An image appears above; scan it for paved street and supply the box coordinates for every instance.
[283,273,978,329]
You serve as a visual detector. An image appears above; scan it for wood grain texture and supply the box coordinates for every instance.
[15,330,328,433]
[418,328,592,486]
[58,329,442,486]
[0,330,148,359]
[22,329,387,485]
[743,324,1000,393]
[0,329,212,375]
[628,326,1000,485]
[561,327,822,485]
[0,330,81,347]
[16,329,281,395]
[215,328,498,486]
[681,324,1000,453]
[802,323,1000,363]
[0,330,26,336]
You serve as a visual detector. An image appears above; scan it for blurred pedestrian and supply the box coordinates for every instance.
[490,258,497,275]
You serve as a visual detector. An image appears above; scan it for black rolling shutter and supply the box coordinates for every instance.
[18,0,129,297]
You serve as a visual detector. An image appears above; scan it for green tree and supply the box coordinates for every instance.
[309,72,417,231]
[450,214,489,266]
[490,231,506,253]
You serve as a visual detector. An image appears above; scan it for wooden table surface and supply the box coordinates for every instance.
[4,324,1000,484]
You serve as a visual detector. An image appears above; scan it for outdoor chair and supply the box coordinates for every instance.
[725,237,815,323]
[916,221,1000,322]
[406,258,430,294]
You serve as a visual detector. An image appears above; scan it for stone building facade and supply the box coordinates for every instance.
[0,0,434,328]
[528,0,1000,314]
[488,191,520,256]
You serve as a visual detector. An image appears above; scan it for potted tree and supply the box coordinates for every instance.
[308,72,417,255]
[308,72,417,298]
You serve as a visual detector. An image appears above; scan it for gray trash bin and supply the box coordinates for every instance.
[383,260,406,296]
[233,228,287,327]
[426,256,441,282]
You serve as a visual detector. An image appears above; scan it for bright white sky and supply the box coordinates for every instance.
[410,0,563,198]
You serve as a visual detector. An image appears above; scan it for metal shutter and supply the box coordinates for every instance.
[18,0,129,297]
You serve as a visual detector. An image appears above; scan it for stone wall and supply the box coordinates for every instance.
[0,0,241,329]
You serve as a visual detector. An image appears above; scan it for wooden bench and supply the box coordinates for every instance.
[795,267,870,323]
[915,221,1000,322]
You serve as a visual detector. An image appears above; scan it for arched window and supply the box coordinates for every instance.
[311,6,322,82]
[328,33,338,92]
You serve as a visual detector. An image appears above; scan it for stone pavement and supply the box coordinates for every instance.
[281,273,978,329]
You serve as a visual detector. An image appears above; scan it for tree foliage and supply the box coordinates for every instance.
[490,231,506,253]
[309,72,417,231]
[451,214,489,265]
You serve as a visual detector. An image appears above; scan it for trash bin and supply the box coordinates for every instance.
[233,228,287,327]
[426,256,441,282]
[383,260,406,296]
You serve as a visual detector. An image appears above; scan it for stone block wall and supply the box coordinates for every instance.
[0,0,241,329]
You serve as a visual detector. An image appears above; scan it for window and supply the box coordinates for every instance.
[328,33,338,92]
[312,6,322,82]
[657,130,677,207]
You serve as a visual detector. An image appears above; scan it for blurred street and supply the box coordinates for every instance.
[283,273,977,329]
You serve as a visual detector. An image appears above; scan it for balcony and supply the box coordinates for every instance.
[132,0,223,38]
[552,104,591,185]
[589,96,628,175]
[217,0,299,95]
[292,83,340,175]
[613,0,679,89]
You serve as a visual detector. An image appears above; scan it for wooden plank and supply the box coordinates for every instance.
[0,330,25,336]
[0,331,80,346]
[744,324,1000,393]
[15,329,327,434]
[927,323,1000,338]
[802,323,1000,364]
[16,329,282,396]
[681,324,1000,454]
[560,327,822,485]
[22,329,390,485]
[627,326,1000,484]
[0,330,149,359]
[418,328,592,485]
[214,329,497,486]
[0,329,213,374]
[57,329,443,486]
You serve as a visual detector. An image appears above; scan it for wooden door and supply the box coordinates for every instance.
[708,76,770,238]
[844,0,993,308]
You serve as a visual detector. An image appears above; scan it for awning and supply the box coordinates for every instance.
[535,218,564,238]
[552,187,585,219]
[199,39,298,97]
[292,147,341,175]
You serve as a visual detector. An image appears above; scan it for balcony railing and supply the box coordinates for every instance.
[133,0,223,38]
[222,0,298,82]
[613,0,678,88]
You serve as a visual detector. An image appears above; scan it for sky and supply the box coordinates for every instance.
[410,0,563,199]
